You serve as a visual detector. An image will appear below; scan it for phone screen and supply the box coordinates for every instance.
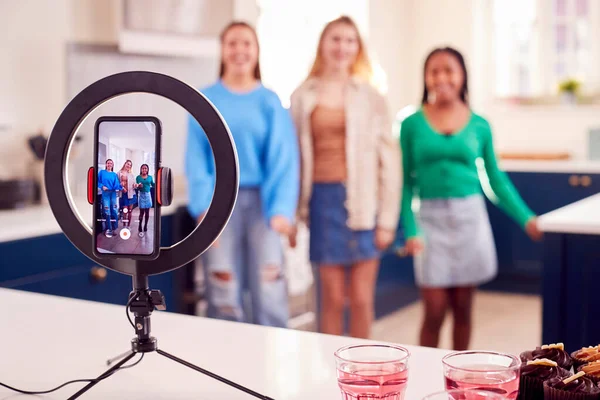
[94,118,159,257]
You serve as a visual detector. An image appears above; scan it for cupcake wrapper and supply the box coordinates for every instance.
[517,375,544,400]
[543,385,600,400]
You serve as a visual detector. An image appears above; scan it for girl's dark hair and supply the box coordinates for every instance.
[105,158,114,172]
[421,47,469,104]
[219,21,261,80]
[140,164,149,175]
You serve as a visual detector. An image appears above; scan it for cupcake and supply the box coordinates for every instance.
[520,343,574,371]
[572,346,600,371]
[579,361,600,384]
[544,372,600,400]
[518,358,572,400]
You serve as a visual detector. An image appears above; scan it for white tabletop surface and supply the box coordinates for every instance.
[0,288,449,400]
[538,193,600,235]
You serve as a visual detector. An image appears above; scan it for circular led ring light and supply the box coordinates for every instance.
[45,71,239,276]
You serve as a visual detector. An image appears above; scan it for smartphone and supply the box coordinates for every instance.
[93,116,162,260]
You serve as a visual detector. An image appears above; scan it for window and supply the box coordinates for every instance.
[493,0,599,98]
[256,0,374,107]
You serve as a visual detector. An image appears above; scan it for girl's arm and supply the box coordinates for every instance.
[399,119,420,239]
[480,120,535,229]
[185,114,216,220]
[97,171,104,190]
[261,93,300,224]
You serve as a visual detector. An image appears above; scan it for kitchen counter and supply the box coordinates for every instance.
[538,193,600,234]
[537,193,600,352]
[500,159,600,173]
[2,161,599,243]
[0,288,448,399]
[0,196,187,244]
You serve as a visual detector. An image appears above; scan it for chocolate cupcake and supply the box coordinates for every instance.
[572,347,600,371]
[517,359,572,400]
[579,361,600,384]
[520,343,574,371]
[544,372,600,400]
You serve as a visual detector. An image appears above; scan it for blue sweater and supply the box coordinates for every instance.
[98,169,122,191]
[185,81,299,222]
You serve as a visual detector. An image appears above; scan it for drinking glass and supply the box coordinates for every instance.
[422,389,507,400]
[335,344,410,400]
[442,351,521,399]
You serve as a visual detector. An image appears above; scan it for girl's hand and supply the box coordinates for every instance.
[374,228,395,250]
[122,187,127,193]
[525,217,543,241]
[405,238,424,256]
[102,186,108,191]
[270,215,292,235]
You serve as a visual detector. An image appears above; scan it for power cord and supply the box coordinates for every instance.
[0,353,144,395]
[0,293,144,396]
[126,290,139,330]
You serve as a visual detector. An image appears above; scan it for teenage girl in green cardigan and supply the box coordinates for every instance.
[399,47,542,350]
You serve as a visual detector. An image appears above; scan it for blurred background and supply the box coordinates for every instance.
[1,0,599,356]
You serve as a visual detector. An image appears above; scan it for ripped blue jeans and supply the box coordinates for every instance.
[201,189,289,328]
[101,190,119,231]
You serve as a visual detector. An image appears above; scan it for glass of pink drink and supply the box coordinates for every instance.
[335,344,410,400]
[422,389,507,400]
[442,351,521,399]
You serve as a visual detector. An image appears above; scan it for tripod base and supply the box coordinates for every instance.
[131,337,157,353]
[67,280,274,400]
[69,342,273,400]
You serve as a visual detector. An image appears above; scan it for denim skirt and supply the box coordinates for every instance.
[138,191,152,209]
[414,194,497,288]
[309,183,378,266]
[120,194,137,207]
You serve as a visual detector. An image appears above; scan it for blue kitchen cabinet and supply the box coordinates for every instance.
[485,172,600,289]
[0,215,179,311]
[542,232,600,351]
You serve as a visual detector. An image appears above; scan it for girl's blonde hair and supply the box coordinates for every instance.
[119,159,133,173]
[307,16,373,83]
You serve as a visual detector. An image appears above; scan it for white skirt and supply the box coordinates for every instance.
[414,194,497,288]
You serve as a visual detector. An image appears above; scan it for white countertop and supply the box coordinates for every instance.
[538,193,600,235]
[0,288,449,399]
[500,159,600,173]
[0,196,186,244]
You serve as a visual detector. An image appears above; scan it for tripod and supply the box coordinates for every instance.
[68,274,274,400]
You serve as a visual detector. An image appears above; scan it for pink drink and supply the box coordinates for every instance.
[445,364,519,398]
[442,352,521,400]
[335,344,410,400]
[337,364,409,399]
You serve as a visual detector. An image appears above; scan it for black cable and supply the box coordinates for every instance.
[0,353,144,395]
[126,290,139,330]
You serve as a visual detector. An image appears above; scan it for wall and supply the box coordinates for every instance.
[0,0,69,137]
[367,0,411,119]
[379,0,600,159]
[0,0,70,179]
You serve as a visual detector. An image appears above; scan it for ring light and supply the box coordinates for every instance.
[44,71,239,276]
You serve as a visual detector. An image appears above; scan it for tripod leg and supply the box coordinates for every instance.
[106,350,134,366]
[67,351,137,400]
[157,349,274,400]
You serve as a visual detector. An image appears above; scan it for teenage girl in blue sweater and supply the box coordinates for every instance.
[97,159,123,236]
[185,21,299,328]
